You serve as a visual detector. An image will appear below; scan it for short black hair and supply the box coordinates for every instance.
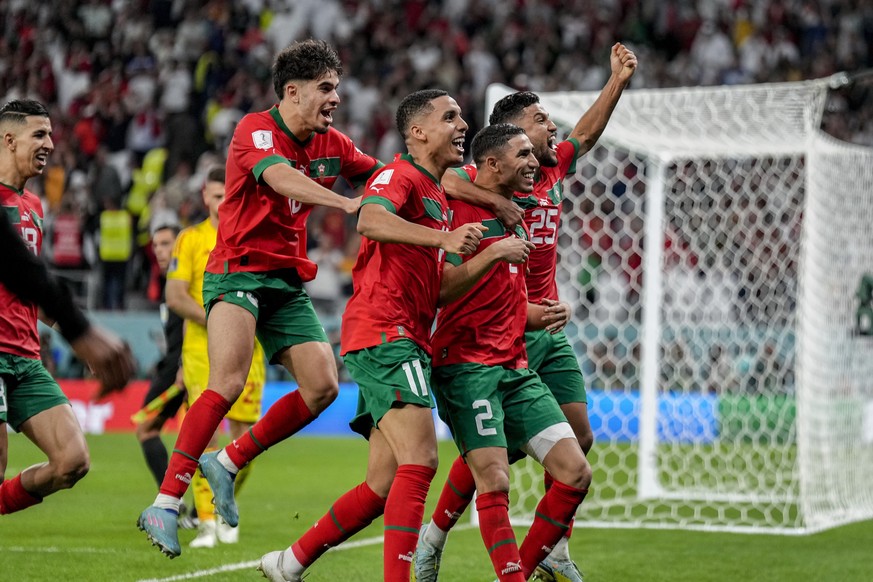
[471,123,527,165]
[395,89,449,139]
[205,165,225,184]
[273,39,343,100]
[152,223,180,237]
[489,91,540,126]
[0,99,49,124]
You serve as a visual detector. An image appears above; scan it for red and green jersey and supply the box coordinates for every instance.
[208,106,382,281]
[341,155,450,355]
[452,137,579,303]
[0,183,44,359]
[431,200,531,369]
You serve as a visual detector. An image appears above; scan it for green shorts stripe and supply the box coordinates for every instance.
[525,330,587,405]
[345,340,434,438]
[0,352,69,430]
[203,269,328,363]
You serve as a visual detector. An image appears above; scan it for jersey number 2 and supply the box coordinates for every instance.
[472,399,497,436]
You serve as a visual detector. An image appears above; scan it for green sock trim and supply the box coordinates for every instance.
[487,537,517,554]
[172,449,200,463]
[249,429,267,451]
[329,506,347,535]
[448,478,474,500]
[534,511,571,530]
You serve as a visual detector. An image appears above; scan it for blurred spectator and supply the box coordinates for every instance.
[98,196,133,310]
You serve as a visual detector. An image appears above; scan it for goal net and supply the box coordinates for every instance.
[486,79,873,534]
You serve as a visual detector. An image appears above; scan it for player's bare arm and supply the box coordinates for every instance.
[568,42,638,157]
[443,169,524,229]
[439,236,534,306]
[357,203,484,253]
[165,278,207,327]
[262,162,360,214]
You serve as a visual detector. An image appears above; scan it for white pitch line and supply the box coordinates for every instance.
[136,523,477,582]
[4,546,121,554]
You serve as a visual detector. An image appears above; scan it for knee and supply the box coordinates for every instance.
[55,451,90,490]
[474,460,510,494]
[307,379,339,414]
[559,456,592,491]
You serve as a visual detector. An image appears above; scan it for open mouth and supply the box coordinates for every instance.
[548,135,557,151]
[34,153,48,167]
[452,137,465,154]
[320,108,334,124]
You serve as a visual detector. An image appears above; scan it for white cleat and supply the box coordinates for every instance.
[258,550,301,582]
[189,520,217,549]
[216,516,239,544]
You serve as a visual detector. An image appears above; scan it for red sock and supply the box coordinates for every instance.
[431,456,476,532]
[0,474,42,515]
[518,481,588,578]
[383,464,436,580]
[476,491,525,582]
[543,471,573,539]
[160,389,231,498]
[292,482,386,566]
[226,390,314,469]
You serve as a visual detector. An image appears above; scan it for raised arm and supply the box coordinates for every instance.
[568,42,637,158]
[261,163,360,214]
[443,169,524,229]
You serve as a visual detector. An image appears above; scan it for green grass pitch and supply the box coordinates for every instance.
[1,432,871,581]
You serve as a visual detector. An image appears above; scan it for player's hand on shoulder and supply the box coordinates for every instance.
[493,197,524,230]
[611,42,638,81]
[492,235,535,264]
[443,222,486,255]
[72,325,135,398]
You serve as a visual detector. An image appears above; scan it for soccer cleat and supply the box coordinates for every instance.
[216,516,239,544]
[177,501,199,530]
[411,524,442,582]
[533,555,585,582]
[199,451,239,527]
[190,519,217,548]
[257,550,301,582]
[137,506,181,558]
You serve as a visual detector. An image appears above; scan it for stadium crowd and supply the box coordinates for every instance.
[1,0,871,373]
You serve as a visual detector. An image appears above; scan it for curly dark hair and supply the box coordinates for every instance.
[488,91,540,126]
[395,89,449,139]
[272,39,343,100]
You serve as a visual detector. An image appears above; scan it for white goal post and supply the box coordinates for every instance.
[485,78,873,534]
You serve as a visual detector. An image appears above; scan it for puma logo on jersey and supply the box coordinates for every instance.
[369,168,394,193]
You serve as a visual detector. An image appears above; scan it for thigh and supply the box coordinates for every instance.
[206,301,257,398]
[2,356,69,431]
[432,364,507,456]
[500,368,567,457]
[526,330,587,405]
[19,403,88,463]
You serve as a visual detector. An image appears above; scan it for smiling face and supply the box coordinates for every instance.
[514,103,558,168]
[416,95,468,169]
[289,70,341,134]
[496,133,540,194]
[5,115,54,182]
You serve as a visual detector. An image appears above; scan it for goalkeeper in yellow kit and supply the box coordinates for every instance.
[166,166,266,548]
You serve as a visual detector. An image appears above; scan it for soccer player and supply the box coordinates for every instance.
[134,223,188,513]
[427,123,589,581]
[257,90,519,582]
[415,42,638,582]
[0,99,131,515]
[137,39,383,558]
[166,166,266,548]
